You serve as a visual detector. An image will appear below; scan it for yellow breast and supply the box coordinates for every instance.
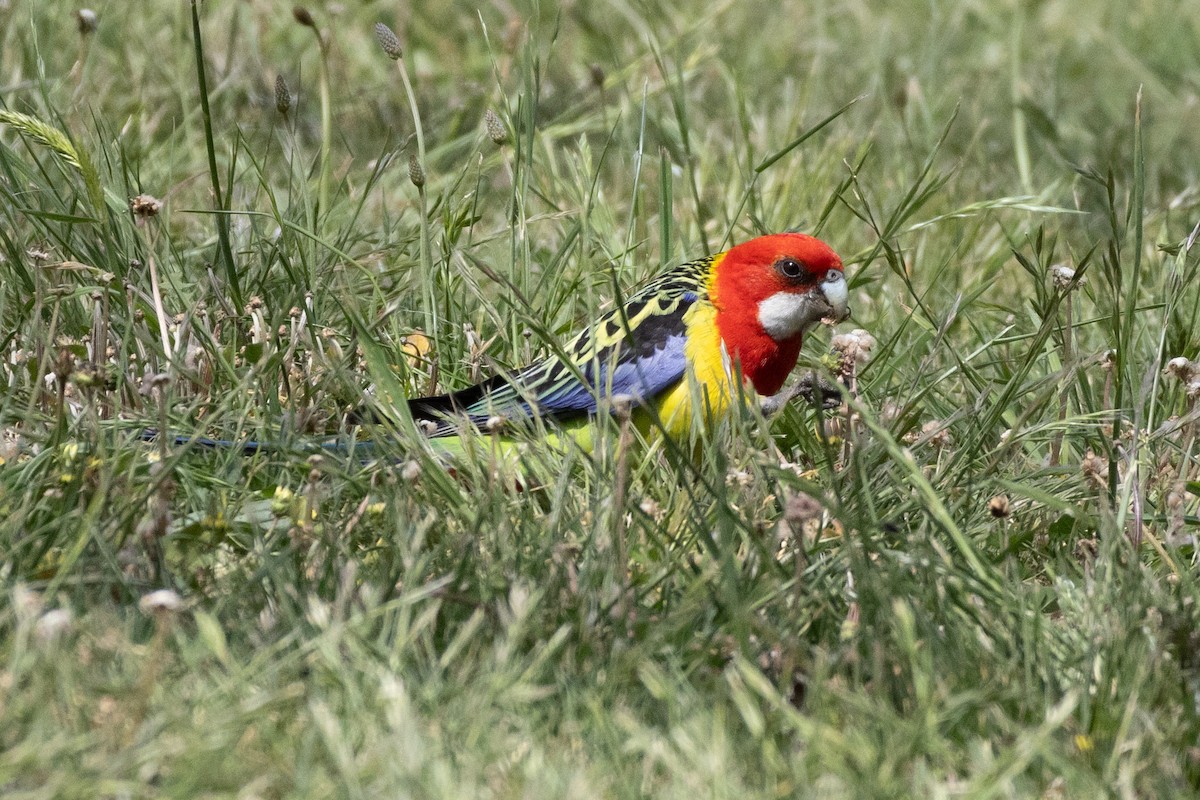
[637,300,737,439]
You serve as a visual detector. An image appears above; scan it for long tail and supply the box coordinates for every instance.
[344,375,515,437]
[139,429,367,455]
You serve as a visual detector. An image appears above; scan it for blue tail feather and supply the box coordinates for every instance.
[140,429,367,455]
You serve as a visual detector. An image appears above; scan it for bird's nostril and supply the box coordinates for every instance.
[825,270,842,282]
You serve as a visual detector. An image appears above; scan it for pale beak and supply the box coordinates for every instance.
[818,269,850,323]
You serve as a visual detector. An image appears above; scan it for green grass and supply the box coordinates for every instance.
[2,0,1200,796]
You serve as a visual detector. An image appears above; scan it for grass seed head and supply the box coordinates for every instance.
[274,75,292,115]
[1050,264,1081,290]
[610,393,633,421]
[139,589,183,616]
[1165,356,1196,382]
[407,154,425,187]
[784,492,824,523]
[589,63,606,89]
[907,419,952,448]
[53,347,75,384]
[1163,358,1200,399]
[35,608,73,645]
[76,8,97,35]
[130,194,162,221]
[831,329,876,376]
[292,6,316,29]
[484,109,507,145]
[374,23,403,60]
[1166,484,1185,512]
[987,494,1011,519]
[1081,449,1107,486]
[639,498,664,522]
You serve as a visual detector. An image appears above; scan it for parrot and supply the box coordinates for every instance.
[405,232,849,451]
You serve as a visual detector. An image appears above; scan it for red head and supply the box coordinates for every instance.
[710,233,847,396]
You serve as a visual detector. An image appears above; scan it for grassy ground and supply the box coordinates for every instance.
[2,0,1200,796]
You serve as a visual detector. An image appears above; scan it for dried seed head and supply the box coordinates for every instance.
[138,588,184,616]
[76,8,98,35]
[725,469,753,487]
[918,419,952,449]
[1166,485,1185,512]
[407,153,425,187]
[1165,356,1193,376]
[831,328,877,370]
[292,6,316,28]
[148,372,171,391]
[589,63,606,89]
[400,459,421,482]
[485,415,506,433]
[1165,356,1197,383]
[484,109,507,145]
[35,608,73,644]
[987,494,1011,519]
[1050,263,1081,289]
[274,74,292,114]
[1081,449,1107,484]
[70,361,104,389]
[783,492,824,523]
[130,194,162,220]
[53,348,75,383]
[610,393,633,421]
[639,498,664,521]
[374,22,403,60]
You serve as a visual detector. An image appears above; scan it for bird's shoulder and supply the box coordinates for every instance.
[562,252,715,361]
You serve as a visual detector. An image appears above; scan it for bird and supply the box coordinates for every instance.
[406,232,849,451]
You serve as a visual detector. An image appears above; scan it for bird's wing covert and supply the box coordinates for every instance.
[411,255,712,433]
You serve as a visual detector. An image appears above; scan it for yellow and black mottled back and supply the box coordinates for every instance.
[408,254,716,436]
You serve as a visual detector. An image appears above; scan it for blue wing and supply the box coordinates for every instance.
[534,325,689,413]
[409,283,702,435]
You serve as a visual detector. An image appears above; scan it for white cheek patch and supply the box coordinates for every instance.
[757,291,813,341]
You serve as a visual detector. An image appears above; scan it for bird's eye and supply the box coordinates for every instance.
[776,258,806,280]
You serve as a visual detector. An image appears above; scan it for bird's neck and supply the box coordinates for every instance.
[720,327,802,396]
[707,254,803,397]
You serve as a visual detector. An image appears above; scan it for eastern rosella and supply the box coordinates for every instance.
[409,233,849,448]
